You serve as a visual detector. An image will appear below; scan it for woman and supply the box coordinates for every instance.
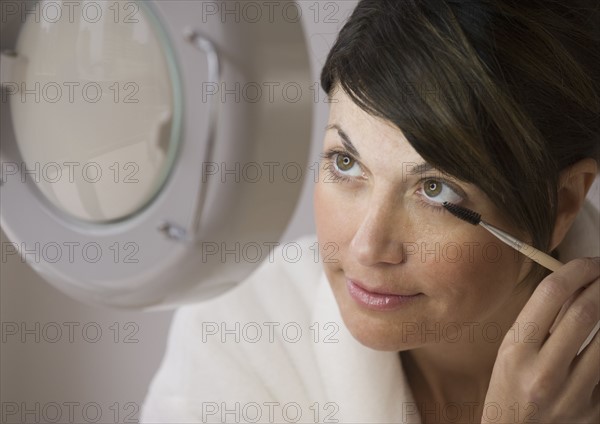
[142,1,599,422]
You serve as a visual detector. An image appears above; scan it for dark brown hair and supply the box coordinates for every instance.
[321,0,600,284]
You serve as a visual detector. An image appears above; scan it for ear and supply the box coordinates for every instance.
[549,158,598,250]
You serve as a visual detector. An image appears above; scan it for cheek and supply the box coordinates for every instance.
[417,229,523,315]
[313,178,363,313]
[313,178,356,259]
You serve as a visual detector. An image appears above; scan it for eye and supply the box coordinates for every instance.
[333,153,363,177]
[421,179,463,204]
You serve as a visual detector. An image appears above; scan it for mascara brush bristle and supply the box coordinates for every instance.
[442,202,482,225]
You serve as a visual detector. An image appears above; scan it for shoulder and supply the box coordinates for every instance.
[178,233,322,324]
[140,234,325,422]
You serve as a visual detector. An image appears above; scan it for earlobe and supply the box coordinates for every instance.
[549,158,598,250]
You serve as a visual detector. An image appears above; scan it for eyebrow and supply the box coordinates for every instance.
[405,162,435,175]
[325,123,434,176]
[325,124,361,158]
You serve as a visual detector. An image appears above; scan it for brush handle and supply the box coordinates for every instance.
[479,221,564,272]
[518,244,564,272]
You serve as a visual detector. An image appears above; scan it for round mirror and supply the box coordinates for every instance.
[9,0,182,222]
[0,0,312,309]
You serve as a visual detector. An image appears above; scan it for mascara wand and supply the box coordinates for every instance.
[442,202,564,272]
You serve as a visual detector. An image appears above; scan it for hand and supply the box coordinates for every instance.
[482,257,600,424]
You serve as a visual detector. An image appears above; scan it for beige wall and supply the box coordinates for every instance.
[0,237,173,422]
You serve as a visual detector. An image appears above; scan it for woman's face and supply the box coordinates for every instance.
[314,88,534,351]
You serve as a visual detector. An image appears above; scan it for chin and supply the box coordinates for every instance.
[346,323,408,352]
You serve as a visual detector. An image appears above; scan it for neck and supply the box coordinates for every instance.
[400,283,535,423]
[401,338,497,423]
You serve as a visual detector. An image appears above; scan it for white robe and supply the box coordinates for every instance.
[140,200,599,424]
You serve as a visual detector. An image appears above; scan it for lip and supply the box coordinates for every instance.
[346,279,423,311]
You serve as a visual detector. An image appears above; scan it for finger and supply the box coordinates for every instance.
[566,327,600,402]
[578,320,600,355]
[541,278,599,362]
[549,286,584,334]
[516,257,600,349]
[588,379,600,423]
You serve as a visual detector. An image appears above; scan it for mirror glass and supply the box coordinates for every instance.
[10,0,182,222]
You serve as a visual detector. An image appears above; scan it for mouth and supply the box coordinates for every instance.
[346,279,423,311]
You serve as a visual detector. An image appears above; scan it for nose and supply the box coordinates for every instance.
[348,194,408,267]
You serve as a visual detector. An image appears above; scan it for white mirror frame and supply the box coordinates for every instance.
[0,0,313,310]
